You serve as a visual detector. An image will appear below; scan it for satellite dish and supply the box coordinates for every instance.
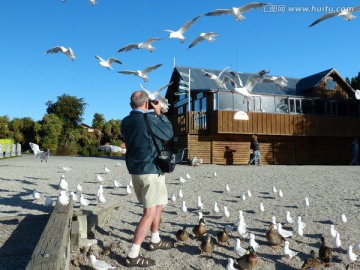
[234,111,249,121]
[355,89,360,100]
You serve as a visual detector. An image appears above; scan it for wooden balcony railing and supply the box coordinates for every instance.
[172,110,360,137]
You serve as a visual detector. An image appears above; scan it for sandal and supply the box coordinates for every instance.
[149,240,174,251]
[125,255,156,268]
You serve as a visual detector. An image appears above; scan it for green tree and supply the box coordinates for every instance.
[10,118,25,144]
[0,116,10,139]
[346,72,360,90]
[21,117,37,151]
[46,94,87,129]
[92,113,105,130]
[41,114,63,153]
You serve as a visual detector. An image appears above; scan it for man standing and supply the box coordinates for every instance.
[248,135,261,166]
[350,137,358,165]
[120,91,174,267]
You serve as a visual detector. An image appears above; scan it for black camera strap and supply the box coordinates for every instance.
[143,113,162,156]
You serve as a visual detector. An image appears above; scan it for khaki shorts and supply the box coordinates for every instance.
[131,174,168,208]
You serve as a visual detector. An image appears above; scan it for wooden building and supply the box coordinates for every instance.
[164,66,360,165]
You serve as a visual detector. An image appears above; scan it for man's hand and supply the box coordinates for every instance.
[150,100,162,116]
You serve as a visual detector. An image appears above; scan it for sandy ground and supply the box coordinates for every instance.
[0,155,360,270]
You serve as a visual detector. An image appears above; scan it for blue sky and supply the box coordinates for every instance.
[1,1,360,125]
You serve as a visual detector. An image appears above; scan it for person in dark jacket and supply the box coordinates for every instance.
[120,91,174,267]
[248,135,261,166]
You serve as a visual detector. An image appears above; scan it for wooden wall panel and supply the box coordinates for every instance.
[188,135,211,164]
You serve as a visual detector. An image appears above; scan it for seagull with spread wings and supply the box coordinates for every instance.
[116,37,164,53]
[140,82,172,113]
[163,16,201,42]
[95,55,122,70]
[118,64,162,82]
[309,5,360,27]
[202,66,233,89]
[45,46,76,61]
[204,2,268,21]
[188,32,219,49]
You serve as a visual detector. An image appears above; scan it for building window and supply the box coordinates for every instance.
[325,78,336,90]
[275,97,289,113]
[261,96,275,113]
[218,92,233,110]
[302,99,313,114]
[314,99,326,115]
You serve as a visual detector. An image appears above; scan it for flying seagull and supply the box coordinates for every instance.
[95,55,122,70]
[229,69,270,97]
[118,64,162,82]
[202,66,233,89]
[45,46,76,61]
[140,82,173,112]
[116,38,163,53]
[89,0,96,5]
[163,16,201,42]
[204,2,268,21]
[309,6,360,27]
[29,142,50,162]
[189,32,219,49]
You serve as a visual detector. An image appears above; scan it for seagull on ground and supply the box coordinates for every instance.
[197,196,204,210]
[185,172,191,179]
[89,254,115,270]
[237,210,247,228]
[62,167,72,172]
[59,177,69,191]
[282,240,298,261]
[204,2,268,21]
[171,194,176,204]
[96,174,104,182]
[104,165,111,174]
[45,46,75,61]
[249,233,260,251]
[272,185,277,193]
[213,201,220,214]
[234,238,247,257]
[163,16,201,42]
[97,192,106,204]
[188,32,219,49]
[58,191,69,206]
[116,37,164,53]
[129,179,133,187]
[97,185,104,196]
[237,218,248,239]
[95,55,122,70]
[341,213,347,223]
[76,183,82,192]
[278,189,284,198]
[332,232,342,248]
[114,180,122,188]
[32,189,42,202]
[178,188,184,199]
[295,217,305,237]
[304,197,310,207]
[225,183,230,193]
[285,211,294,224]
[247,190,252,197]
[259,202,265,212]
[70,191,78,202]
[80,193,90,208]
[126,184,132,194]
[224,206,230,219]
[118,64,162,82]
[202,66,233,89]
[276,223,293,238]
[226,258,237,270]
[309,5,360,27]
[181,200,188,215]
[347,245,358,264]
[179,176,187,183]
[330,224,338,238]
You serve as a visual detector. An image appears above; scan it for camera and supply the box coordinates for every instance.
[149,99,158,105]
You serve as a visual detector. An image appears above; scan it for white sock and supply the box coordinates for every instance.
[151,231,161,243]
[128,244,141,259]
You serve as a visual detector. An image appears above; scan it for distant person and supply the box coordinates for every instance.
[120,90,174,267]
[224,146,235,165]
[248,135,261,166]
[350,137,358,165]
